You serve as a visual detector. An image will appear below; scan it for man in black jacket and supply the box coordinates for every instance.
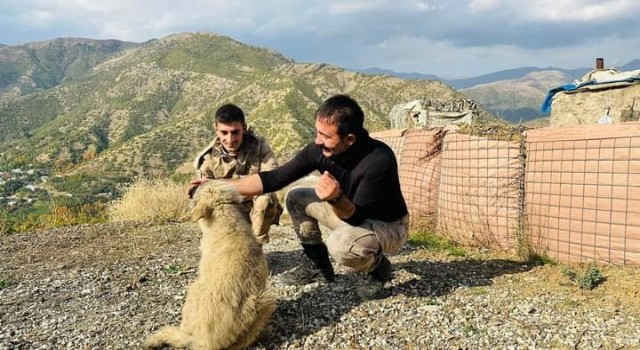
[188,95,409,299]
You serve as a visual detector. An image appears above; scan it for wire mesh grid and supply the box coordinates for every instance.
[373,123,640,265]
[526,134,640,265]
[437,133,522,250]
[397,129,445,225]
[370,129,406,167]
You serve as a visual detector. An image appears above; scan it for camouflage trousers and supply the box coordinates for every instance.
[285,187,409,273]
[239,192,283,245]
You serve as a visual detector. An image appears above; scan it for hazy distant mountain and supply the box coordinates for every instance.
[460,70,572,122]
[357,67,441,81]
[0,32,480,181]
[620,59,640,71]
[359,60,640,123]
[448,67,587,90]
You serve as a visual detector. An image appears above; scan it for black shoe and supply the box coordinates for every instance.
[279,243,335,285]
[357,254,392,299]
[370,254,392,282]
[279,257,331,285]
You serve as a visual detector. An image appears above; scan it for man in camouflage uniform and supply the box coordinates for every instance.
[194,103,282,244]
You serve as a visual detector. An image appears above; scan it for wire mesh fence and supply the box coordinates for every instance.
[437,133,522,251]
[525,124,640,265]
[372,122,640,265]
[397,129,444,226]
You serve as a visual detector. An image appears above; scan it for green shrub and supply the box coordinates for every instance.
[408,229,467,257]
[164,264,183,275]
[529,253,556,266]
[561,262,605,290]
[0,278,16,289]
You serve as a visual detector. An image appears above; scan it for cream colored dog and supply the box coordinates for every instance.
[144,181,276,350]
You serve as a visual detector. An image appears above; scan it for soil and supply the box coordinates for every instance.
[1,222,639,349]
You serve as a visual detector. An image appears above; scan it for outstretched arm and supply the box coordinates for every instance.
[187,173,264,199]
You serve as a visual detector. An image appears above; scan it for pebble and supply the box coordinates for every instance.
[0,222,639,349]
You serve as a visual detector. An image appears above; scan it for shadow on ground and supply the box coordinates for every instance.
[391,257,535,298]
[265,250,303,276]
[256,249,536,348]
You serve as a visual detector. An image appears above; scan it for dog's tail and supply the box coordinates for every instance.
[143,326,193,350]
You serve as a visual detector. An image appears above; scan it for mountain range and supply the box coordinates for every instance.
[359,59,640,122]
[4,32,637,183]
[6,31,640,230]
[0,32,478,182]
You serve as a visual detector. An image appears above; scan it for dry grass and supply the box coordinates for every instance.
[108,178,190,223]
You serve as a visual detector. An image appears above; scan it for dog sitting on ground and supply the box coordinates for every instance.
[144,181,276,350]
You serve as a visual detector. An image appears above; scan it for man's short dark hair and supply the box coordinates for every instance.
[316,94,364,137]
[215,103,246,125]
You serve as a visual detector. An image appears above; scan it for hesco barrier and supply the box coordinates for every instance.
[370,122,640,265]
[398,129,444,225]
[437,133,522,251]
[525,123,640,265]
[372,128,443,225]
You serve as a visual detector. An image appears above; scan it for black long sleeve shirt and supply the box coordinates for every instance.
[258,131,408,226]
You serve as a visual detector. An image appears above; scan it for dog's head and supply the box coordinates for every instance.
[190,180,243,221]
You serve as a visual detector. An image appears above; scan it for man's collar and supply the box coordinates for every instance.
[329,129,372,167]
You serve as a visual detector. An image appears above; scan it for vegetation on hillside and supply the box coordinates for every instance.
[108,177,190,223]
[0,32,495,232]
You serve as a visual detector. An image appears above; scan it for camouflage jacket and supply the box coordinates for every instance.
[193,131,278,179]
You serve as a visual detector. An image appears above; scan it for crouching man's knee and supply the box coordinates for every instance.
[285,187,318,216]
[326,226,380,273]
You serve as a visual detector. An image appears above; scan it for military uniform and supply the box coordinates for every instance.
[194,130,282,244]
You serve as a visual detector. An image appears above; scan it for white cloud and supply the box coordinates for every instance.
[19,10,53,26]
[1,0,639,78]
[517,0,637,22]
[468,0,640,23]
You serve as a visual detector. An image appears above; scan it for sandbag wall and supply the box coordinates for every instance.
[372,123,640,265]
[372,128,443,225]
[525,123,640,265]
[437,133,523,251]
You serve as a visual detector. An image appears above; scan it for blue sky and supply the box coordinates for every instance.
[1,0,639,79]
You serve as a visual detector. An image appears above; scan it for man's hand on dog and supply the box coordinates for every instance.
[187,178,209,199]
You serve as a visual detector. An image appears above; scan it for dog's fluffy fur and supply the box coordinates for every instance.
[144,181,276,350]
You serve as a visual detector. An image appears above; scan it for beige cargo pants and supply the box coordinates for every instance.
[285,187,409,272]
[239,192,282,244]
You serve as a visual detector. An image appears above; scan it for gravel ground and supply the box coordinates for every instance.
[1,221,639,350]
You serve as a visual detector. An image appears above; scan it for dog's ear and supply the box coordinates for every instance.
[190,182,217,221]
[190,192,214,221]
[189,181,242,221]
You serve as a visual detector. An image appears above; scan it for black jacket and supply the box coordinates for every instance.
[259,130,408,226]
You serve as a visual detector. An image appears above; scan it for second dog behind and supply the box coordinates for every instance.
[144,181,276,350]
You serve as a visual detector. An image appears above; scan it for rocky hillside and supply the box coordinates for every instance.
[0,37,138,99]
[460,70,571,122]
[0,32,476,179]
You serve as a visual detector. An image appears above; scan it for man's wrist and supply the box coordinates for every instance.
[327,192,344,204]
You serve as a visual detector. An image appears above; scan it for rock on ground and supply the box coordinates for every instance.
[1,222,639,349]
